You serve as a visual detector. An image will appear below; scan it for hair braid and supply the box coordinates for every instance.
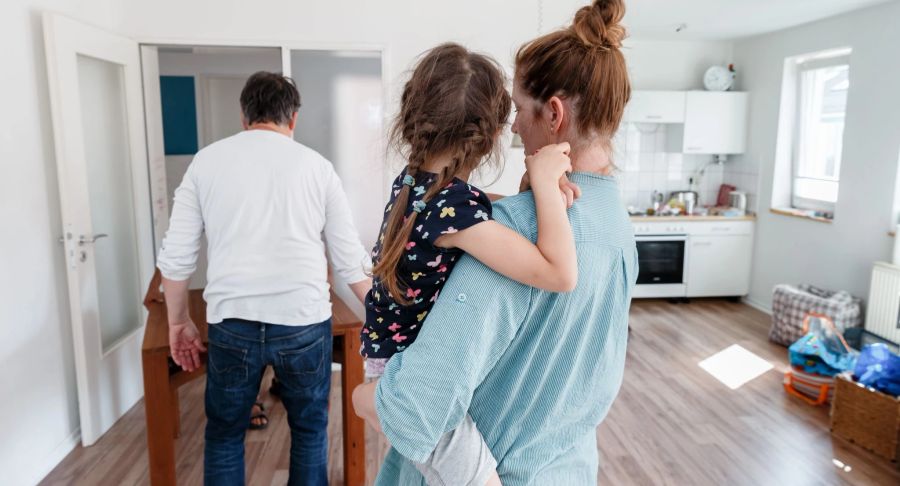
[374,43,511,302]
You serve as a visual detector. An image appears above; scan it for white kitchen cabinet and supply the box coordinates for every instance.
[632,218,755,299]
[681,91,748,155]
[686,228,753,297]
[623,91,685,123]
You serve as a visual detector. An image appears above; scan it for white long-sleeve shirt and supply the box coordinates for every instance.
[157,129,370,326]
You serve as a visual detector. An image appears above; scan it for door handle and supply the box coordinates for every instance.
[79,233,108,245]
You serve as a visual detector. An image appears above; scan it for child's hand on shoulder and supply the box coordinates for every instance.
[522,143,581,207]
[525,142,572,187]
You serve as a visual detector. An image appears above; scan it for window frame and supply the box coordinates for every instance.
[790,54,850,213]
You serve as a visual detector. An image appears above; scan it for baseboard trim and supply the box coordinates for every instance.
[742,296,772,315]
[25,427,80,486]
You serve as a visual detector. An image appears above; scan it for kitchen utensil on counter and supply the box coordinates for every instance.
[729,191,747,215]
[717,184,737,206]
[651,191,664,214]
[669,191,698,212]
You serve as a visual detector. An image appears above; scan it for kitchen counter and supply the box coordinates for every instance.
[630,215,756,222]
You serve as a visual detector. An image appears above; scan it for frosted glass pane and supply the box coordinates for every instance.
[290,49,384,251]
[77,55,143,352]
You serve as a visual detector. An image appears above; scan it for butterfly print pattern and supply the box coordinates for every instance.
[361,169,494,359]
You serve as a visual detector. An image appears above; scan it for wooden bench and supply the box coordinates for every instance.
[141,269,365,485]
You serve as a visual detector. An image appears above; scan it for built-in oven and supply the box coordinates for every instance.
[633,233,688,298]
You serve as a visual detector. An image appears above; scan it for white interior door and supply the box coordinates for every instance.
[43,13,154,446]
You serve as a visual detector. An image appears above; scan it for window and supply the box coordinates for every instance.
[791,54,850,213]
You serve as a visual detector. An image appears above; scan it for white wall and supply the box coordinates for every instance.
[733,1,900,310]
[0,3,125,485]
[624,38,734,91]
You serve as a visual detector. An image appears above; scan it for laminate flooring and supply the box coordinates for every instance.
[41,300,900,485]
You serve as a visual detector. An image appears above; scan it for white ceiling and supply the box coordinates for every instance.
[544,0,896,40]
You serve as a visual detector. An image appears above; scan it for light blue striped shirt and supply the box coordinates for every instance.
[375,172,638,485]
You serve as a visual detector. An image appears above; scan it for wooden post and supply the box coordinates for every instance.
[142,351,177,486]
[170,384,181,439]
[340,331,366,486]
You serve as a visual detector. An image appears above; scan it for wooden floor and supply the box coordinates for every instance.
[42,300,900,485]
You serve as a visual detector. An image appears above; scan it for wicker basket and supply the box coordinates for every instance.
[830,372,900,461]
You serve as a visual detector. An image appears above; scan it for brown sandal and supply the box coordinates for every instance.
[249,402,268,430]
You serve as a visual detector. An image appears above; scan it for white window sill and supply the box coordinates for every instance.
[769,207,833,224]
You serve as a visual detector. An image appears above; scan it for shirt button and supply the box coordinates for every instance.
[457,293,467,303]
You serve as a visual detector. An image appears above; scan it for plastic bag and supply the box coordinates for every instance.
[788,313,858,377]
[853,343,900,397]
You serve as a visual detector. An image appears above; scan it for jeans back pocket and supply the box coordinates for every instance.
[278,336,326,389]
[208,341,249,390]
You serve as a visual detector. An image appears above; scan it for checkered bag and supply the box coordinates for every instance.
[769,284,863,346]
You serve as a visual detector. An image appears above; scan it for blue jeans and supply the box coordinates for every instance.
[204,318,332,486]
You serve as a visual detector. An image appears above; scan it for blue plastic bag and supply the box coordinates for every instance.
[853,343,900,397]
[788,314,858,376]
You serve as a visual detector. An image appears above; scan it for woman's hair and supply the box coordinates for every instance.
[373,42,511,303]
[515,0,630,142]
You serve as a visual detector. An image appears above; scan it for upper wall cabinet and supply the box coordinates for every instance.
[623,91,685,123]
[623,90,749,155]
[681,91,748,155]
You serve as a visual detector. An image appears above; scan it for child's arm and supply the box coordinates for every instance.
[435,143,579,292]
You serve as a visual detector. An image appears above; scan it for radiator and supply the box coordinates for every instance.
[865,262,900,343]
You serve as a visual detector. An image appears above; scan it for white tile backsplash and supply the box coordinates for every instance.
[638,171,654,191]
[653,153,668,172]
[639,130,659,152]
[720,153,759,213]
[652,171,668,191]
[613,123,726,210]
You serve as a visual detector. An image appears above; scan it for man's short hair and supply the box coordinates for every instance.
[239,71,302,126]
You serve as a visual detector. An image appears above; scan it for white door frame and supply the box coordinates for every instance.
[43,13,155,446]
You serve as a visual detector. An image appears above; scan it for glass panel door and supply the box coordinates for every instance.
[77,54,143,352]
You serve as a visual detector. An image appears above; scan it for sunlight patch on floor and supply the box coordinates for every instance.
[698,344,774,390]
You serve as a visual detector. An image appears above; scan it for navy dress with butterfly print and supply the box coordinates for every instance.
[361,169,493,359]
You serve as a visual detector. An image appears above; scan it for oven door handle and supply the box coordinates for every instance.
[635,235,687,242]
